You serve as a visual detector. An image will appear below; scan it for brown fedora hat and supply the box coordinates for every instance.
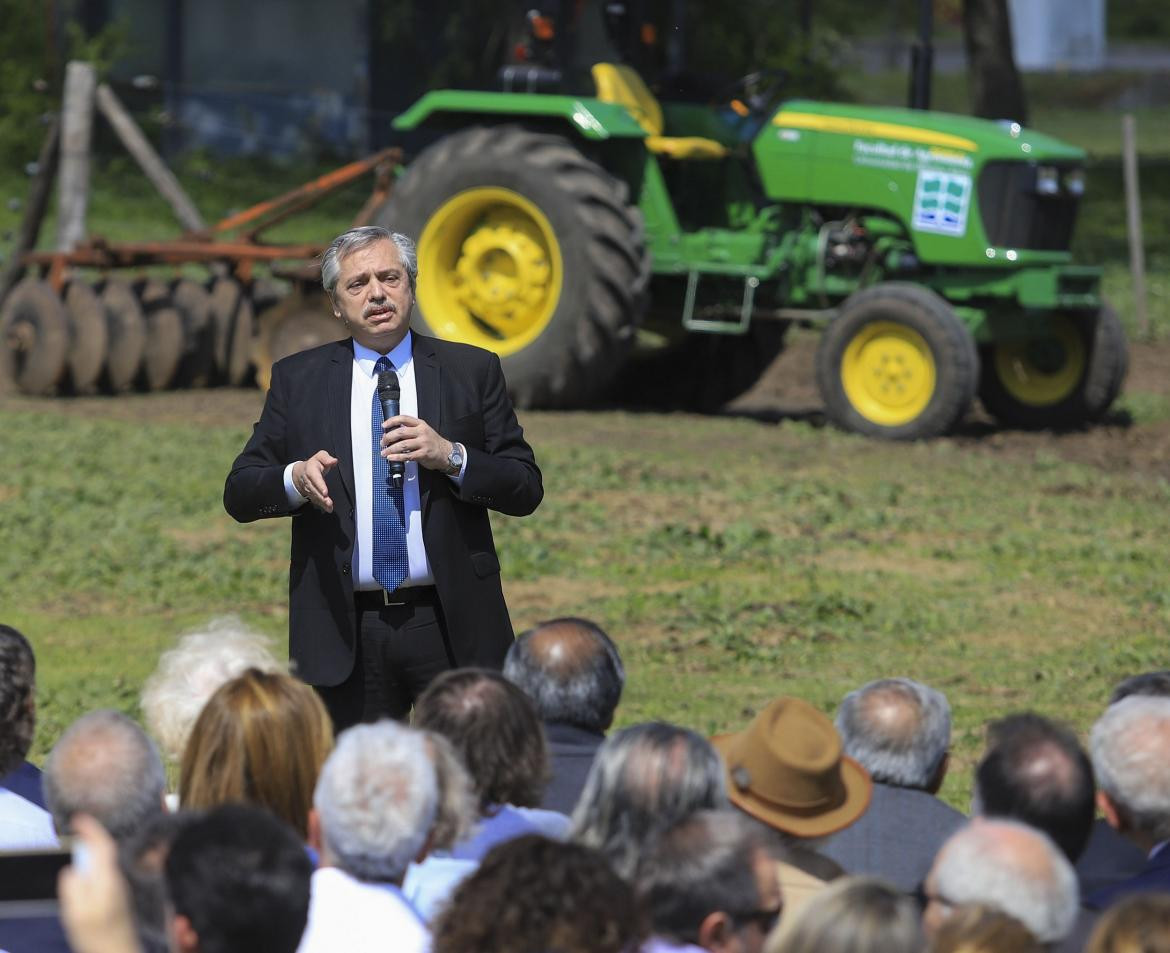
[712,696,872,838]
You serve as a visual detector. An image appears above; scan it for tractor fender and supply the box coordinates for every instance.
[391,90,648,142]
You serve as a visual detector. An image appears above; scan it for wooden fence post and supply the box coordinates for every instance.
[1122,114,1149,339]
[55,61,97,252]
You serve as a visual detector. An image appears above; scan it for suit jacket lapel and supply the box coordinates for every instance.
[328,339,356,507]
[413,333,441,516]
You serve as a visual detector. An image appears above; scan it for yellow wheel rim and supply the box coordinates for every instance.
[841,321,936,426]
[416,187,563,356]
[993,315,1086,407]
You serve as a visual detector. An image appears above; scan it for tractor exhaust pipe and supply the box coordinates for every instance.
[908,0,934,110]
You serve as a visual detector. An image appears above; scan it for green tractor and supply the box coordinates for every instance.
[372,24,1125,439]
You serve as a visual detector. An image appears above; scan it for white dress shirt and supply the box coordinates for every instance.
[297,866,429,953]
[282,332,466,590]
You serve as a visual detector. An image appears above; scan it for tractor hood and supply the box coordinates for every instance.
[767,99,1084,163]
[755,100,1088,267]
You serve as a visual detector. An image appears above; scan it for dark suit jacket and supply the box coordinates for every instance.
[540,722,605,815]
[224,334,543,685]
[0,761,45,808]
[1086,842,1170,911]
[1076,818,1147,901]
[821,781,967,891]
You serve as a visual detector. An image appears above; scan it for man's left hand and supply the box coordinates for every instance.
[381,415,453,472]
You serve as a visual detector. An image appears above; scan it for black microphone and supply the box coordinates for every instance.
[377,369,404,489]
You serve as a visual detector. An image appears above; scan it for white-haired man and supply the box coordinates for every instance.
[922,818,1079,945]
[300,720,437,953]
[225,226,542,730]
[1085,695,1170,909]
[825,677,964,890]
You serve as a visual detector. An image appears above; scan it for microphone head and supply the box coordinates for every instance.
[377,368,400,400]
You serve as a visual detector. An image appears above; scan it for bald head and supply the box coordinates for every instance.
[836,677,950,789]
[44,710,166,841]
[973,713,1094,861]
[504,618,624,732]
[926,819,1078,943]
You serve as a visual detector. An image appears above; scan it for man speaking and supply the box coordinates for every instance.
[224,226,542,729]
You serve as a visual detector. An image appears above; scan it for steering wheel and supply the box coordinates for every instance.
[720,68,789,119]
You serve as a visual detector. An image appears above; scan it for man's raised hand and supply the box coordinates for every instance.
[292,450,338,512]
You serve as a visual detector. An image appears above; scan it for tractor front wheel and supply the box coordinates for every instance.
[376,125,649,408]
[816,283,979,440]
[978,304,1127,430]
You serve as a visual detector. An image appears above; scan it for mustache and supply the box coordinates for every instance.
[363,304,397,318]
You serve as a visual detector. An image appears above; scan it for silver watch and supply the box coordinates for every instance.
[445,442,464,476]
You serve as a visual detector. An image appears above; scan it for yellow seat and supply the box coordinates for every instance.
[591,63,728,161]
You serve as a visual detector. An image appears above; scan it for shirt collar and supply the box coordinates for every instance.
[353,331,413,376]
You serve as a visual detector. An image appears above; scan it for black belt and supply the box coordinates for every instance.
[354,586,438,609]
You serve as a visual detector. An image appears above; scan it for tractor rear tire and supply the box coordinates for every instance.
[816,283,979,440]
[376,125,649,408]
[978,303,1127,430]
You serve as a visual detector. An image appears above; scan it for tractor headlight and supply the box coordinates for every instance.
[1035,166,1061,196]
[1063,169,1086,197]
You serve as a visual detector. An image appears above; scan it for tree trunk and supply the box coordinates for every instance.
[962,0,1028,124]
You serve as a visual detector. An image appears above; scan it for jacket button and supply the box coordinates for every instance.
[349,508,355,519]
[341,565,350,575]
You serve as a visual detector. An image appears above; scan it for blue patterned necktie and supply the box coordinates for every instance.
[371,357,408,592]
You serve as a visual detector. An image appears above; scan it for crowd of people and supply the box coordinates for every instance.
[2,617,1170,953]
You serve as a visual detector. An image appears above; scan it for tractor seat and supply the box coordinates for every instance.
[591,63,728,161]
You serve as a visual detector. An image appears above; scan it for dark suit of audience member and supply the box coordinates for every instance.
[1085,696,1170,911]
[503,618,625,815]
[1075,817,1147,899]
[824,677,961,890]
[0,761,45,808]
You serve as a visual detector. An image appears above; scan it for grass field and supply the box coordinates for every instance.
[4,384,1170,810]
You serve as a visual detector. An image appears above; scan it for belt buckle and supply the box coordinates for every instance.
[383,588,405,607]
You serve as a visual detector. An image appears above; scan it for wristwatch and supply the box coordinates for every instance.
[445,442,465,476]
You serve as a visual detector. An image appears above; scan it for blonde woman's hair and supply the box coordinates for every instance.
[179,668,332,838]
[768,876,924,953]
[1086,893,1170,953]
[928,905,1044,953]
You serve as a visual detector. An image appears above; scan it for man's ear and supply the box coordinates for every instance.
[697,911,735,953]
[171,913,200,953]
[1098,790,1123,831]
[928,751,950,795]
[307,808,324,853]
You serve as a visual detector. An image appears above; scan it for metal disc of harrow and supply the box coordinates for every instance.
[61,279,109,394]
[136,280,184,391]
[0,278,70,395]
[170,278,215,387]
[253,290,341,390]
[209,277,255,386]
[98,279,147,393]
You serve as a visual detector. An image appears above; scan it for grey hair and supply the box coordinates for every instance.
[1090,695,1170,842]
[835,677,951,789]
[140,616,285,760]
[314,721,438,883]
[503,618,625,733]
[320,225,418,297]
[420,729,478,851]
[0,624,36,777]
[636,810,767,945]
[769,876,924,953]
[44,710,167,842]
[931,819,1079,944]
[570,722,728,881]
